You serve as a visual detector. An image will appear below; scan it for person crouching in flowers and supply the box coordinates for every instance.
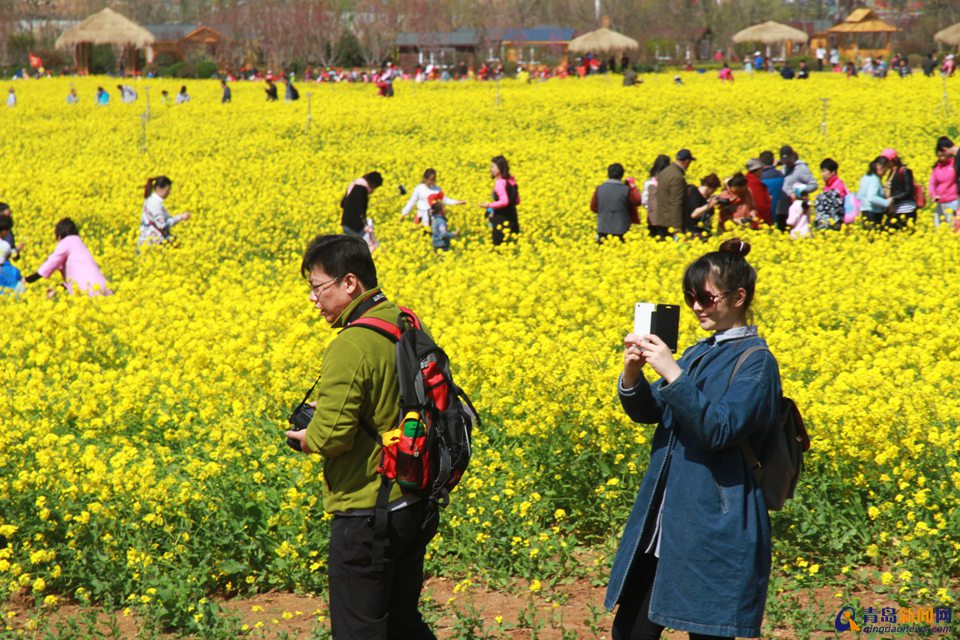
[430,199,458,252]
[787,188,812,238]
[139,176,192,247]
[23,218,111,296]
[0,240,25,296]
[606,238,782,640]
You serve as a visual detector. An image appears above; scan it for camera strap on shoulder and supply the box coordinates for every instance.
[343,290,388,327]
[298,372,322,407]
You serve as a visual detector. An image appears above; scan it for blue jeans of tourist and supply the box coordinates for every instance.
[935,200,958,227]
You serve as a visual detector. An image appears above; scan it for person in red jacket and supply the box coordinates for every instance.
[744,158,772,227]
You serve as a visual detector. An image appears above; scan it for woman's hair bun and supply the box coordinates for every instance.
[718,238,751,257]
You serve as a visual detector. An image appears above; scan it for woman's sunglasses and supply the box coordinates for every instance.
[684,290,730,309]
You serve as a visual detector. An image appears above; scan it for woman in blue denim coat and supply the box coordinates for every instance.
[607,238,782,640]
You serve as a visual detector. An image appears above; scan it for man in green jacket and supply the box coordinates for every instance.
[285,234,437,640]
[652,149,694,238]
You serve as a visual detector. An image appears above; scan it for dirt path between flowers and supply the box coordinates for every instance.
[3,576,878,639]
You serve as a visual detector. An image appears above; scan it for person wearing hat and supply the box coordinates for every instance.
[775,146,818,232]
[942,54,956,77]
[653,150,695,238]
[744,158,772,226]
[882,148,918,230]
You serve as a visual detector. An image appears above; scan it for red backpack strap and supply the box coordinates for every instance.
[398,307,422,330]
[347,317,402,343]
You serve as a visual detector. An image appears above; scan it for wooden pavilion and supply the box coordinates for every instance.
[827,8,900,63]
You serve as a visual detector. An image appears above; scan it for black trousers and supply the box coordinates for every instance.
[598,232,626,244]
[775,212,789,232]
[884,209,916,230]
[491,211,520,245]
[648,225,671,239]
[328,500,438,640]
[612,553,734,640]
[862,210,884,228]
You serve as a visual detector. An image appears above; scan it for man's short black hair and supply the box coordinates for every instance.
[607,163,625,180]
[936,136,954,152]
[820,158,839,172]
[759,150,775,166]
[301,234,378,289]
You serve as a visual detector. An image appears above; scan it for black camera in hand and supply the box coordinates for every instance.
[286,402,315,451]
[715,197,732,206]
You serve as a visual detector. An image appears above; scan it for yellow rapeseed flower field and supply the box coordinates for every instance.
[0,72,958,636]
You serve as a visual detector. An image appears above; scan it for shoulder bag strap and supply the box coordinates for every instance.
[729,345,770,471]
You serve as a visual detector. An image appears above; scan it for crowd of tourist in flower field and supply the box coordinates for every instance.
[589,138,960,244]
[7,43,960,108]
[2,131,960,298]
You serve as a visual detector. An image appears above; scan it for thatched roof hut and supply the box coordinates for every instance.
[934,22,960,48]
[567,28,638,55]
[55,8,155,74]
[731,21,809,45]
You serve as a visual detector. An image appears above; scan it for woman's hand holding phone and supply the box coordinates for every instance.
[636,334,682,384]
[622,333,646,388]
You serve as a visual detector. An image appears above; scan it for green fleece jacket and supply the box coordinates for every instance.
[305,288,414,513]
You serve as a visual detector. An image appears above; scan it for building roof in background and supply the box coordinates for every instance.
[493,26,576,43]
[397,28,481,48]
[144,24,198,42]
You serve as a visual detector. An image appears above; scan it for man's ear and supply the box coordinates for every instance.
[341,273,364,296]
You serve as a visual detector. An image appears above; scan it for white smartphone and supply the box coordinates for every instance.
[633,302,655,336]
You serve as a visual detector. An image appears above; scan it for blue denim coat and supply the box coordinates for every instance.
[605,332,782,638]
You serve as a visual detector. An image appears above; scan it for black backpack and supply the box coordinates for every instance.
[730,346,810,511]
[346,307,477,509]
[814,189,844,230]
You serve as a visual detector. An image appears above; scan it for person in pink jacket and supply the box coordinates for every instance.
[479,155,520,246]
[929,147,959,228]
[24,218,111,296]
